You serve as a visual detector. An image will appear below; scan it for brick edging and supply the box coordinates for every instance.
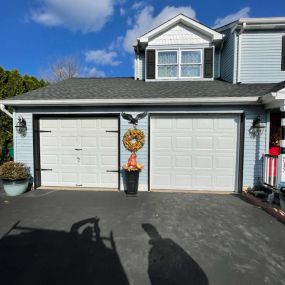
[242,191,285,224]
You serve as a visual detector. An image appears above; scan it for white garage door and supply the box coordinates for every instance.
[40,117,119,188]
[151,114,239,191]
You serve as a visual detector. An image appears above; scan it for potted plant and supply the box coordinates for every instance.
[123,153,143,195]
[122,126,145,196]
[0,161,30,196]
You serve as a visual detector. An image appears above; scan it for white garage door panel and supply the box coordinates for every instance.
[40,117,118,188]
[151,114,239,191]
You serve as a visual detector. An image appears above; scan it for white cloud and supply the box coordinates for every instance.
[122,5,196,53]
[127,16,133,26]
[31,0,115,33]
[108,36,124,51]
[85,49,121,66]
[132,1,145,10]
[213,7,251,28]
[82,66,106,77]
[120,7,126,16]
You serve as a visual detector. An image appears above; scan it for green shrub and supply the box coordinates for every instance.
[0,161,29,180]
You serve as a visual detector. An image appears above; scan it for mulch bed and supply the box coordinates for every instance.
[242,191,285,224]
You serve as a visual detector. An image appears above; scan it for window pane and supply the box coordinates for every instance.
[158,65,177,77]
[158,51,177,64]
[181,65,201,77]
[181,51,201,64]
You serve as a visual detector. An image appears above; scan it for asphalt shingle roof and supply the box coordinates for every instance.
[6,77,281,101]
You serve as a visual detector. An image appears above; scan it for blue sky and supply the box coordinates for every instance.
[0,0,284,79]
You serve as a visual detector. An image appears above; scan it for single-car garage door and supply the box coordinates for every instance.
[150,114,239,191]
[39,117,119,188]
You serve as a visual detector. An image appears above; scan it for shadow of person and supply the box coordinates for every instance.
[142,223,208,285]
[0,218,129,285]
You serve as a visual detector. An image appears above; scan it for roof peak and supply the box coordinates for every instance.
[136,13,223,46]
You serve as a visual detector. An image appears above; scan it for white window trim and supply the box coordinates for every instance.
[156,48,204,80]
[179,49,203,79]
[156,50,179,79]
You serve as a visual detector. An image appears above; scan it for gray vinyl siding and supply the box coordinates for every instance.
[220,29,237,83]
[14,105,266,190]
[240,31,285,83]
[243,109,267,187]
[13,111,34,177]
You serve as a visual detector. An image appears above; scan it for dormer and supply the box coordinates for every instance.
[134,14,223,81]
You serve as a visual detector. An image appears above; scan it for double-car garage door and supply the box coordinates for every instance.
[150,114,239,191]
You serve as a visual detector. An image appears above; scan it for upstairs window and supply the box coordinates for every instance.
[157,51,178,78]
[156,49,204,79]
[180,50,202,78]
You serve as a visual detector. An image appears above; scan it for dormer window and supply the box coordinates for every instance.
[156,49,203,79]
[157,51,178,78]
[180,50,202,78]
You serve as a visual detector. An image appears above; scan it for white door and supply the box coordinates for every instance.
[150,114,239,191]
[40,117,119,188]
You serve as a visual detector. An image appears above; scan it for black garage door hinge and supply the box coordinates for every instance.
[41,168,53,171]
[39,130,52,133]
[106,130,118,133]
[106,170,119,173]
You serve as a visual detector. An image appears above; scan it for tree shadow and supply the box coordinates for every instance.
[142,223,208,285]
[0,218,129,285]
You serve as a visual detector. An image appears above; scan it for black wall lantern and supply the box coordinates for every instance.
[249,116,265,137]
[15,116,27,137]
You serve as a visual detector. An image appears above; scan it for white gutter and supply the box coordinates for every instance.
[0,97,260,106]
[219,17,285,32]
[238,17,285,24]
[0,103,13,118]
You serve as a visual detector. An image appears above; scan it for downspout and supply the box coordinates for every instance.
[236,22,246,83]
[134,41,140,80]
[0,103,13,119]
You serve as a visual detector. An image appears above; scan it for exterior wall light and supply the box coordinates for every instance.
[15,116,27,137]
[249,116,265,137]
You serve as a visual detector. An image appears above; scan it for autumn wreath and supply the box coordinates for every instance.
[123,128,145,152]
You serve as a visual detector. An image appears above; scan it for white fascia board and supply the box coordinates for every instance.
[1,97,260,107]
[138,14,223,44]
[239,17,285,24]
[218,17,285,32]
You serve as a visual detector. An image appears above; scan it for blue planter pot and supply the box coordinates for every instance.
[2,178,29,196]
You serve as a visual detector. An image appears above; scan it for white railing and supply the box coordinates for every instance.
[263,154,278,188]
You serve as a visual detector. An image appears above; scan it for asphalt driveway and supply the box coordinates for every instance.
[0,189,284,285]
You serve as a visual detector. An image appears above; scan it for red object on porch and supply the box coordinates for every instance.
[268,112,281,178]
[269,146,280,156]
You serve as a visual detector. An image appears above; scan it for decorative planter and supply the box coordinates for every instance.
[2,178,29,196]
[124,170,140,195]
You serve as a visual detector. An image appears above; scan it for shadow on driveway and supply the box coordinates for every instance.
[0,217,209,285]
[0,217,129,285]
[143,223,208,285]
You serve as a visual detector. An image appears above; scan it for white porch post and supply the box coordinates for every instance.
[278,106,285,187]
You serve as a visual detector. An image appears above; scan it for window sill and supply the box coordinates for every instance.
[145,78,214,82]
